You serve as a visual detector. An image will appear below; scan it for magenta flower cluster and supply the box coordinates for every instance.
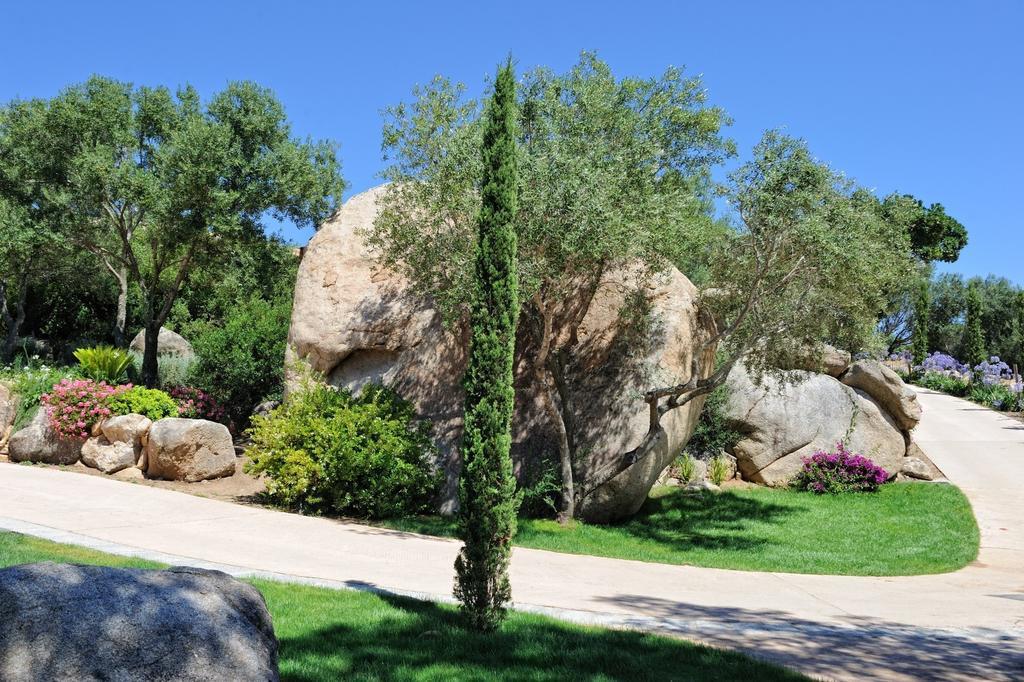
[41,379,131,441]
[791,442,890,494]
[169,386,225,422]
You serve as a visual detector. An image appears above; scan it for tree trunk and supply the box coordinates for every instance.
[112,265,128,347]
[0,275,29,363]
[538,364,575,522]
[140,321,161,388]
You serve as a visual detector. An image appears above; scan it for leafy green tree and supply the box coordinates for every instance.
[963,282,986,366]
[880,194,968,263]
[0,77,343,385]
[374,53,733,518]
[453,62,520,632]
[912,277,931,364]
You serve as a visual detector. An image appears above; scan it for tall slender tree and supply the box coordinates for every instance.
[453,61,520,631]
[963,282,986,366]
[912,277,931,365]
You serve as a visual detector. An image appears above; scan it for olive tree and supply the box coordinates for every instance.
[0,77,343,385]
[373,53,733,519]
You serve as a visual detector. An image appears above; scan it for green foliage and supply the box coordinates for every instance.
[915,371,970,397]
[105,386,178,421]
[878,193,968,263]
[245,382,441,519]
[966,382,1021,412]
[684,385,740,459]
[186,295,292,425]
[128,351,195,391]
[73,345,132,384]
[374,51,733,322]
[675,452,697,483]
[0,76,343,386]
[911,279,930,365]
[963,283,986,366]
[515,461,562,519]
[454,62,521,632]
[0,363,79,430]
[708,456,730,486]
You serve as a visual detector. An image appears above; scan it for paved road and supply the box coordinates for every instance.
[1,387,1022,681]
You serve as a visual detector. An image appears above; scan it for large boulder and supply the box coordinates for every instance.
[724,365,906,485]
[777,343,851,377]
[287,185,713,522]
[7,409,82,465]
[80,436,135,474]
[841,360,922,431]
[0,383,16,434]
[0,562,278,681]
[145,418,236,481]
[102,413,152,462]
[130,326,194,358]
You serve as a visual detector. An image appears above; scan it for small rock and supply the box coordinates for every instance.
[251,400,280,420]
[901,457,935,481]
[81,436,136,474]
[683,480,721,493]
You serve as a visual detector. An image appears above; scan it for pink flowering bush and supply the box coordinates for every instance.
[40,379,130,441]
[169,386,226,423]
[791,442,890,494]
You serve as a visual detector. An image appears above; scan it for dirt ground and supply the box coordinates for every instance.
[0,451,267,504]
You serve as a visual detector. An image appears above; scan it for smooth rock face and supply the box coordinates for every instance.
[129,326,194,358]
[81,436,135,474]
[841,360,922,431]
[7,409,82,465]
[287,185,713,522]
[779,343,852,377]
[0,562,279,681]
[725,365,906,485]
[145,418,236,482]
[101,413,152,463]
[901,457,934,480]
[0,383,16,435]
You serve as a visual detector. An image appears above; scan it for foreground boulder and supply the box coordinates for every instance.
[102,413,152,461]
[7,409,82,465]
[725,365,906,485]
[0,562,278,681]
[80,436,135,474]
[130,326,194,358]
[840,360,922,431]
[0,383,15,434]
[145,418,236,481]
[287,185,713,522]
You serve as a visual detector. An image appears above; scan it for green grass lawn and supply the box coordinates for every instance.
[385,482,980,576]
[0,531,806,681]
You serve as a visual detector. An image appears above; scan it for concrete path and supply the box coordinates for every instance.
[1,387,1022,681]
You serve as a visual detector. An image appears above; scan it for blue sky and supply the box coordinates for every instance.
[2,1,1020,283]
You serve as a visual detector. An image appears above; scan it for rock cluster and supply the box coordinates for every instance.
[5,405,234,482]
[724,357,925,485]
[0,562,279,681]
[287,185,714,522]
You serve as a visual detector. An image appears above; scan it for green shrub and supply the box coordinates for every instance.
[708,455,730,486]
[967,382,1018,411]
[245,382,441,519]
[106,386,178,421]
[0,363,80,430]
[73,345,132,384]
[128,352,196,390]
[674,452,697,483]
[684,384,740,458]
[516,460,561,519]
[915,371,970,397]
[187,296,291,425]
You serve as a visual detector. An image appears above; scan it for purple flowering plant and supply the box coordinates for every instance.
[791,442,890,494]
[973,356,1012,387]
[169,385,226,423]
[915,351,970,377]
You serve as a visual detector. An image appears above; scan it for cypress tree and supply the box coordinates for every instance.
[453,61,520,632]
[963,282,986,366]
[911,278,930,365]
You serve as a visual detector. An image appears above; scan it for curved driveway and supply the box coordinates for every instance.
[0,388,1022,681]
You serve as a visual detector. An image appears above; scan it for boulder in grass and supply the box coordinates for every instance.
[0,562,279,681]
[145,418,236,481]
[7,409,82,465]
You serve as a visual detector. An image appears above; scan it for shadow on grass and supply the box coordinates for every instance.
[600,489,797,553]
[274,590,805,682]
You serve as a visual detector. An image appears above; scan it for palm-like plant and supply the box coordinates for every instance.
[73,345,133,384]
